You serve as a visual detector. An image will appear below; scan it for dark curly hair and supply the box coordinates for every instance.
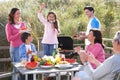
[90,29,104,48]
[21,32,31,43]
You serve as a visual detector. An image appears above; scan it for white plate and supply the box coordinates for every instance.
[55,64,73,69]
[15,63,25,67]
[72,62,79,65]
[40,65,53,69]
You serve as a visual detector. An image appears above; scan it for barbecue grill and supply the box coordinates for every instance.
[57,36,74,58]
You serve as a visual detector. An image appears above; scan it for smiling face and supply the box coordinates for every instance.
[47,14,55,22]
[14,10,21,21]
[84,9,93,18]
[87,31,95,43]
[25,36,33,44]
[47,12,56,23]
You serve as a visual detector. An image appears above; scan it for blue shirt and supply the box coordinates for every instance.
[19,43,37,61]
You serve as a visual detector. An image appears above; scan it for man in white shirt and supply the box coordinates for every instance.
[78,6,101,46]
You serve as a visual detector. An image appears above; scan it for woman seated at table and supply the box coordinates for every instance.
[72,31,120,80]
[74,29,105,69]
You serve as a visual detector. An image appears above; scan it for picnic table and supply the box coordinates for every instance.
[12,62,82,80]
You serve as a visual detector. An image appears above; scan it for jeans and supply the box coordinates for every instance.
[43,44,54,56]
[10,46,23,80]
[10,46,20,62]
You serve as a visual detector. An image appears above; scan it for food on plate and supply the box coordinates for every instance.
[20,58,27,67]
[65,58,76,64]
[39,56,55,66]
[33,54,41,62]
[55,54,61,64]
[25,62,38,69]
[56,61,71,68]
[20,27,27,30]
[58,61,69,64]
[40,60,53,66]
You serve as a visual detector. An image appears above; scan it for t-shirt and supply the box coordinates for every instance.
[14,23,21,29]
[86,43,105,69]
[25,44,32,62]
[25,44,32,52]
[38,13,59,44]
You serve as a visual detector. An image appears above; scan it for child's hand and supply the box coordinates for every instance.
[40,2,45,9]
[27,50,33,55]
[39,3,45,13]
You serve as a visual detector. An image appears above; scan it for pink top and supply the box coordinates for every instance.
[38,13,59,44]
[86,43,105,69]
[5,22,25,47]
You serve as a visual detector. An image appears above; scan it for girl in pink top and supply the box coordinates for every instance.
[5,8,26,80]
[38,3,60,56]
[74,29,105,69]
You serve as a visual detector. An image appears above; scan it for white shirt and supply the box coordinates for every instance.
[25,44,32,52]
[14,23,21,29]
[25,44,32,62]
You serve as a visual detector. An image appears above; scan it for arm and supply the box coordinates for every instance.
[88,53,101,67]
[19,44,27,61]
[31,43,37,54]
[5,24,21,42]
[74,46,88,64]
[73,31,87,40]
[38,3,47,24]
[92,59,112,80]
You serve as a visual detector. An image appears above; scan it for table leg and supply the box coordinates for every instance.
[67,72,70,80]
[25,74,28,80]
[58,72,61,80]
[14,73,18,80]
[42,73,44,80]
[71,71,74,79]
[33,74,36,80]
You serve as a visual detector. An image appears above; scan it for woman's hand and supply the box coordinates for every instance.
[74,46,81,53]
[88,53,96,63]
[79,51,88,64]
[88,53,101,66]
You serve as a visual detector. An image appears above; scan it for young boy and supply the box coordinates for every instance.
[19,32,37,61]
[19,32,37,80]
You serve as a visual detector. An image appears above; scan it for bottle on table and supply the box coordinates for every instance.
[52,47,57,58]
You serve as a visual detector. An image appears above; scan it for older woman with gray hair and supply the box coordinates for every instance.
[72,31,120,80]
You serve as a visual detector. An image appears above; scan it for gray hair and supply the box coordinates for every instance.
[114,31,120,44]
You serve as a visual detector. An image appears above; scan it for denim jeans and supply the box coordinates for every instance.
[10,46,23,80]
[10,46,20,62]
[43,44,54,56]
